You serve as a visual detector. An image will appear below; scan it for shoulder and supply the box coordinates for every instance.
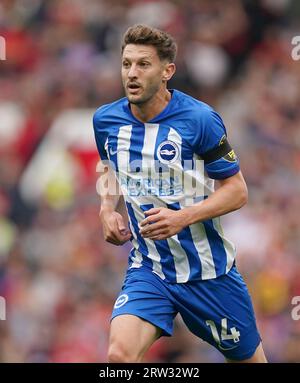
[172,90,227,150]
[93,97,128,128]
[173,89,218,123]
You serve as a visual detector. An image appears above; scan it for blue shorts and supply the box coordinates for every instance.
[111,264,261,361]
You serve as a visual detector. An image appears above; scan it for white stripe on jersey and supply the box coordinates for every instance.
[142,123,159,170]
[115,125,143,269]
[127,214,143,269]
[212,216,236,273]
[117,124,131,174]
[165,128,192,282]
[129,196,165,279]
[104,137,109,158]
[187,220,217,279]
[166,234,191,283]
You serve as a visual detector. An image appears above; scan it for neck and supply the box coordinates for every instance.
[130,88,171,123]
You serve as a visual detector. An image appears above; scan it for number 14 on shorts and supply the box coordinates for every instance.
[206,318,240,346]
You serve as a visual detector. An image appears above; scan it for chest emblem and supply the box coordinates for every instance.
[157,140,179,164]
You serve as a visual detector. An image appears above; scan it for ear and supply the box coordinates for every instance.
[162,63,176,82]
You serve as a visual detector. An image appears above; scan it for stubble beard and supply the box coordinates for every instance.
[125,81,161,106]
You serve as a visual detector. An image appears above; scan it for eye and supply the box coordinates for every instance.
[122,61,130,68]
[140,62,150,67]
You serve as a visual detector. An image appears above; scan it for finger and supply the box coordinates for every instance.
[108,225,131,242]
[116,215,127,233]
[149,234,166,241]
[140,212,164,227]
[120,228,130,235]
[139,222,164,234]
[123,232,132,241]
[140,214,159,227]
[115,217,131,238]
[144,208,162,216]
[141,229,167,238]
[115,231,131,243]
[140,223,163,234]
[107,232,131,245]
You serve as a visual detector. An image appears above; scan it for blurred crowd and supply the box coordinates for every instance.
[0,0,300,362]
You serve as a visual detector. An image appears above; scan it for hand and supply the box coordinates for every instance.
[100,209,132,246]
[139,207,187,240]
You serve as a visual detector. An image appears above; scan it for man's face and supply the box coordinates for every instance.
[122,44,167,105]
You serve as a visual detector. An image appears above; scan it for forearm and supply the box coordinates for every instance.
[98,165,122,214]
[180,178,248,226]
[100,194,120,214]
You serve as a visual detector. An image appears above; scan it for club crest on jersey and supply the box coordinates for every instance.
[114,294,129,309]
[157,140,179,164]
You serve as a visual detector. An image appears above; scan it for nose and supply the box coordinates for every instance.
[128,64,138,79]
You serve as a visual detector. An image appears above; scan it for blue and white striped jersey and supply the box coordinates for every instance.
[93,89,240,283]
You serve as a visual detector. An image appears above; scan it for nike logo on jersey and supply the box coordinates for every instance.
[109,147,119,156]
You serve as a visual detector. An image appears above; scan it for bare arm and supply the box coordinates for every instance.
[180,170,248,226]
[97,161,131,245]
[139,171,248,240]
[98,163,121,212]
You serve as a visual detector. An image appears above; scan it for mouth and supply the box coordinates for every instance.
[127,83,142,94]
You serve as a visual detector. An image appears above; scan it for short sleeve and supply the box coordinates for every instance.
[192,107,240,179]
[93,108,109,161]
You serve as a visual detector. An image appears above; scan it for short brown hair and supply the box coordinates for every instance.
[121,24,177,63]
